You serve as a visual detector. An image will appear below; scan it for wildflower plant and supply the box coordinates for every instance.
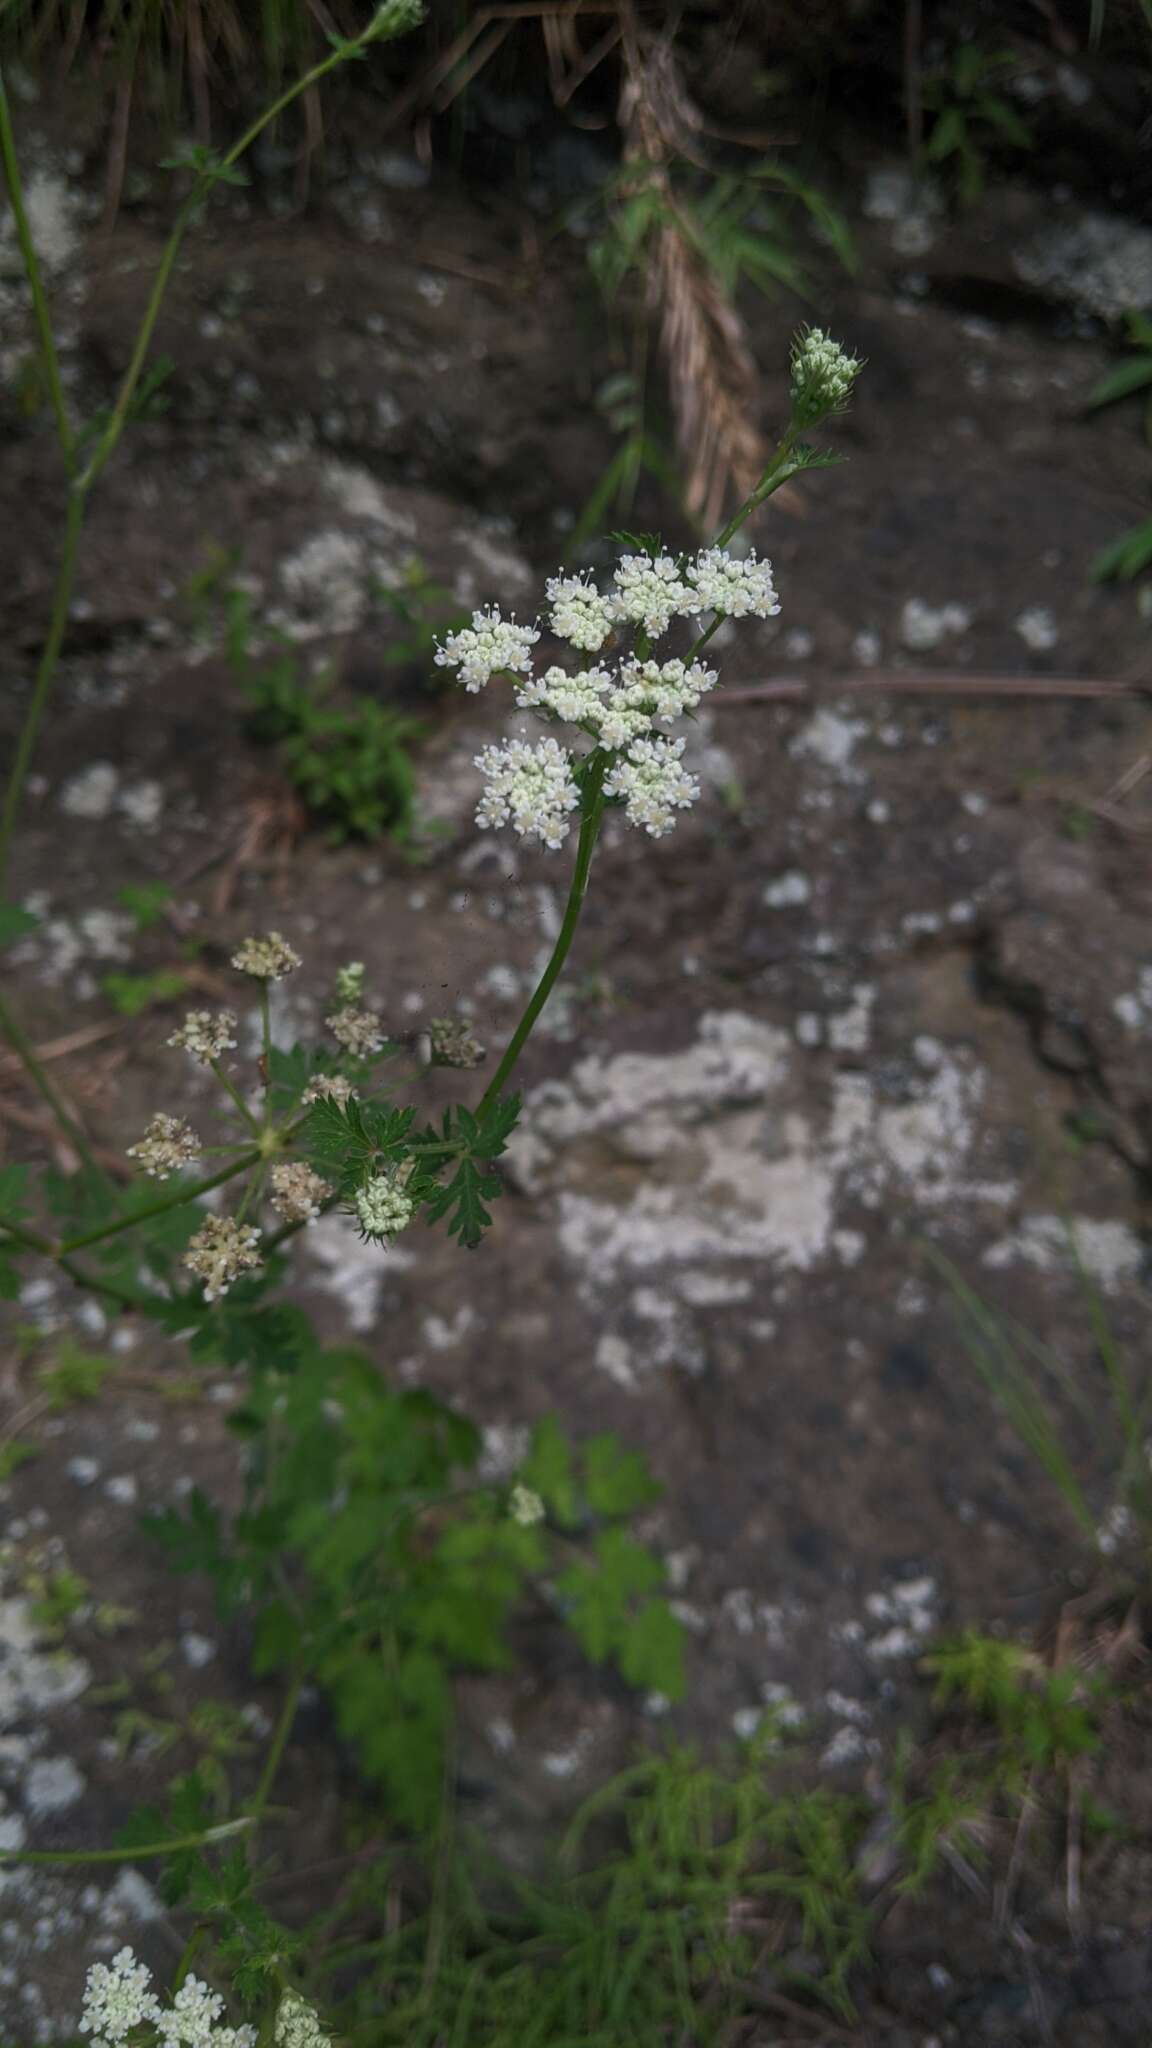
[0,10,864,2035]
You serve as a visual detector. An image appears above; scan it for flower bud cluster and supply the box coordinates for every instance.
[355,1174,414,1243]
[231,932,301,980]
[269,1161,332,1223]
[127,1112,200,1180]
[167,1010,238,1065]
[183,1214,262,1300]
[789,326,863,426]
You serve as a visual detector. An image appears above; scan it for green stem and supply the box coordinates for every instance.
[710,427,801,551]
[0,1819,254,1868]
[0,984,102,1178]
[476,756,609,1120]
[259,982,273,1119]
[60,1149,261,1253]
[0,487,85,896]
[56,1253,153,1310]
[211,1057,262,1135]
[0,62,75,471]
[0,1215,55,1257]
[249,1670,305,1829]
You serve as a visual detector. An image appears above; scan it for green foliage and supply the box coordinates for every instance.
[147,1336,682,1830]
[922,43,1033,205]
[0,901,39,949]
[246,658,422,844]
[365,555,468,678]
[116,880,174,930]
[101,968,189,1017]
[38,1339,118,1408]
[318,1745,870,2040]
[925,1631,1105,1770]
[1086,314,1152,581]
[925,1240,1152,1546]
[1092,514,1152,583]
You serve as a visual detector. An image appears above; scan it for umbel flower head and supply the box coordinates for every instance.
[509,1483,545,1527]
[231,931,301,980]
[183,1213,262,1300]
[301,1072,357,1107]
[326,1005,385,1056]
[434,532,789,853]
[167,1009,238,1066]
[355,1174,414,1244]
[274,1990,332,2048]
[127,1112,200,1180]
[79,1946,160,2042]
[427,1015,486,1069]
[269,1161,332,1224]
[789,326,862,427]
[78,1947,257,2047]
[335,960,365,1003]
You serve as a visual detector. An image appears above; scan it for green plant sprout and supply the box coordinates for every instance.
[1087,311,1152,581]
[921,42,1033,206]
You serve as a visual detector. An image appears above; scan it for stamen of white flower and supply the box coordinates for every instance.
[183,1215,263,1301]
[545,572,615,653]
[474,733,580,850]
[127,1112,200,1180]
[167,1010,239,1066]
[686,547,780,620]
[434,606,539,692]
[603,734,700,837]
[607,553,694,639]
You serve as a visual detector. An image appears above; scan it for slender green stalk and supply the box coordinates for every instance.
[56,1253,152,1310]
[259,982,273,1117]
[211,1057,262,1136]
[0,982,102,1176]
[249,1670,305,1828]
[476,757,608,1119]
[0,487,85,894]
[0,62,75,470]
[0,1214,55,1257]
[60,1149,261,1253]
[0,1818,254,1868]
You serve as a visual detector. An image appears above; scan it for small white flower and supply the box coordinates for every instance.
[79,1947,161,2044]
[326,1005,385,1056]
[183,1215,263,1300]
[155,1974,226,2046]
[607,553,694,640]
[615,657,719,724]
[301,1073,357,1107]
[274,1990,332,2048]
[231,931,301,980]
[127,1112,200,1180]
[790,326,862,424]
[269,1161,332,1224]
[510,1483,546,1527]
[686,547,780,620]
[604,734,700,837]
[474,733,580,850]
[545,572,615,653]
[167,1010,239,1066]
[356,1174,414,1242]
[434,606,539,692]
[515,663,614,727]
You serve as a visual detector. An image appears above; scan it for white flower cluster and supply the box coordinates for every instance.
[433,606,539,692]
[326,1005,385,1056]
[509,1483,545,1527]
[269,1160,332,1224]
[355,1174,414,1243]
[434,542,782,850]
[167,1010,238,1066]
[274,1991,331,2048]
[183,1214,263,1300]
[78,1949,257,2048]
[474,733,580,850]
[301,1072,357,1107]
[127,1113,200,1180]
[231,932,301,981]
